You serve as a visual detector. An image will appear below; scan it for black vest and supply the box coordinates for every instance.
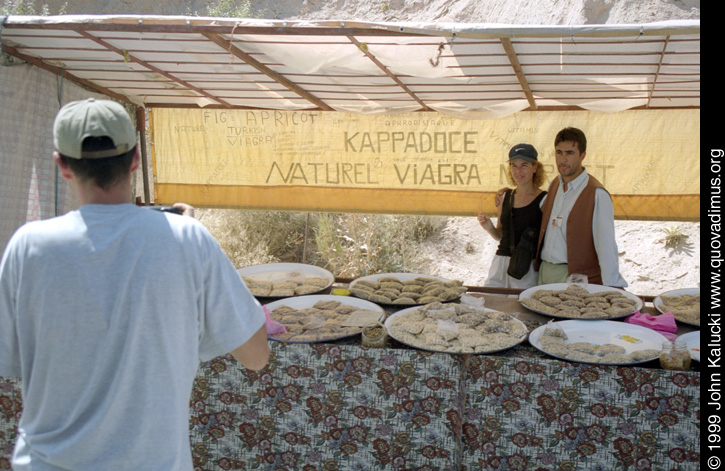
[495,189,547,256]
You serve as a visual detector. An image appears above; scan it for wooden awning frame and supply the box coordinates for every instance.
[0,16,700,115]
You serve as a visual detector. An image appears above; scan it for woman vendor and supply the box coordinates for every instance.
[478,143,547,288]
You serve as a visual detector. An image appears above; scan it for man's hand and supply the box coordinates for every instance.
[494,188,509,208]
[230,325,270,371]
[173,202,195,218]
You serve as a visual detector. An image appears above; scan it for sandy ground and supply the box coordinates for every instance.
[419,217,700,298]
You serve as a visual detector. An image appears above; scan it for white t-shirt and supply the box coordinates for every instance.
[0,204,265,470]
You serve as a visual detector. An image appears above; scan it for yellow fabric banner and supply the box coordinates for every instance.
[150,108,699,220]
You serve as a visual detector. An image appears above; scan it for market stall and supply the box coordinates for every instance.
[0,14,700,471]
[0,292,701,470]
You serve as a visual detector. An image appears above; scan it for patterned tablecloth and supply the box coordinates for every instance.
[1,296,701,470]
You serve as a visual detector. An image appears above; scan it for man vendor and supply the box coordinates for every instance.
[535,127,628,287]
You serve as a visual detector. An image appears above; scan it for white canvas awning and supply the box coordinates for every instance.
[0,16,699,118]
[0,15,701,221]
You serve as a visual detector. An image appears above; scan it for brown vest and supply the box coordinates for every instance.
[535,174,608,285]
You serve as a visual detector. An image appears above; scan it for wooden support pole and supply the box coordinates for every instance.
[136,107,151,205]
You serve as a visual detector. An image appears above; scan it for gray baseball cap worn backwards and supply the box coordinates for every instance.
[53,98,137,159]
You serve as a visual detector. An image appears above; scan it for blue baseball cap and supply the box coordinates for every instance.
[508,143,538,162]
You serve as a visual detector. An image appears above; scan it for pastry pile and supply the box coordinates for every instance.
[537,326,660,364]
[243,275,330,297]
[658,293,700,325]
[387,302,527,354]
[268,299,381,342]
[520,285,638,319]
[350,276,467,305]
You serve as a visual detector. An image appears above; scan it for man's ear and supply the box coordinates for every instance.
[130,147,140,173]
[53,152,73,181]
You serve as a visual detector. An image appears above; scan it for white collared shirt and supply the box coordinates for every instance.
[540,169,628,287]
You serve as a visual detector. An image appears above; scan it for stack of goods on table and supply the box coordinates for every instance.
[237,262,334,298]
[384,301,527,354]
[264,295,384,343]
[654,288,700,327]
[654,288,700,363]
[520,283,700,366]
[238,263,699,366]
[518,283,641,320]
[348,273,468,306]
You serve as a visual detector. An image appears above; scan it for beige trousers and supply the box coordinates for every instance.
[537,260,569,285]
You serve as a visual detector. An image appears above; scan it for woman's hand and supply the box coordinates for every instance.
[477,212,494,231]
[478,212,502,241]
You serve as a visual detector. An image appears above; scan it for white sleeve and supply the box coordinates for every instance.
[197,229,266,362]
[592,189,628,287]
[0,237,21,376]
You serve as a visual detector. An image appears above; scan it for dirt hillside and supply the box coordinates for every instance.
[34,0,700,24]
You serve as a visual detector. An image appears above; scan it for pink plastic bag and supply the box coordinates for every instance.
[625,311,678,340]
[263,305,287,335]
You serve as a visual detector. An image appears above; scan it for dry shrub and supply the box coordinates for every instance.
[315,213,446,277]
[201,210,445,276]
[657,225,691,251]
[201,209,313,268]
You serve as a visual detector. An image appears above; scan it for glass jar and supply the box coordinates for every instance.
[659,340,692,370]
[362,321,387,348]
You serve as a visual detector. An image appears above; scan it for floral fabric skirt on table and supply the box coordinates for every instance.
[1,342,701,471]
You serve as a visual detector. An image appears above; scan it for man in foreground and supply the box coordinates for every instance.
[0,98,269,470]
[534,127,627,287]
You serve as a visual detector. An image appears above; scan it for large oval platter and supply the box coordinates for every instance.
[654,287,700,327]
[237,262,334,300]
[348,272,467,307]
[265,294,385,343]
[677,330,700,362]
[518,283,642,320]
[384,304,527,355]
[529,320,667,365]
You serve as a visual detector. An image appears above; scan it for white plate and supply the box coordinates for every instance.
[529,320,668,365]
[654,288,700,326]
[349,272,464,306]
[677,331,700,362]
[384,305,527,355]
[264,294,385,343]
[518,283,643,320]
[237,262,334,298]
